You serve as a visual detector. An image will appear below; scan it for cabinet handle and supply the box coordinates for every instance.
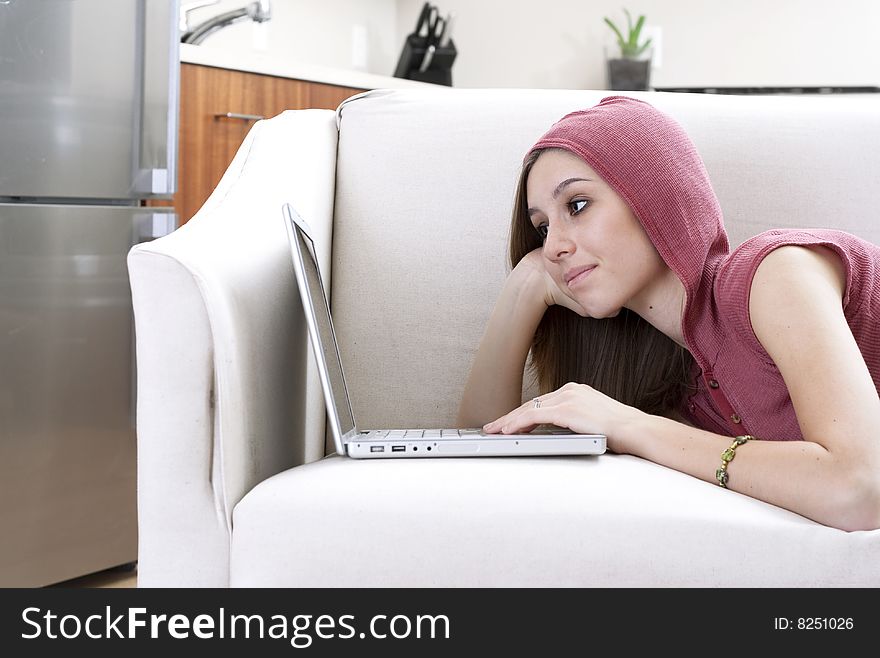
[214,112,266,121]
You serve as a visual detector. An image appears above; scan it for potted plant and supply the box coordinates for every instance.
[603,8,653,91]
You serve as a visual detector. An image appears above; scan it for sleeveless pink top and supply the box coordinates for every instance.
[684,228,880,439]
[529,96,880,440]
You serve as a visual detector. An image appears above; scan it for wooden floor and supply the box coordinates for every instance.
[49,564,138,588]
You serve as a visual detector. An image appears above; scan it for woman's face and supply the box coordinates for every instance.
[526,149,667,319]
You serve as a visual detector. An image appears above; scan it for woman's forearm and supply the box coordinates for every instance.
[456,263,548,428]
[620,412,878,531]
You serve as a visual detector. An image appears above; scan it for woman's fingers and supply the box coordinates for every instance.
[483,395,558,434]
[497,409,541,434]
[481,383,619,438]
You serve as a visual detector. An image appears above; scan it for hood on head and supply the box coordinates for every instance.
[527,96,729,335]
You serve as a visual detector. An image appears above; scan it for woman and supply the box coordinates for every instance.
[458,96,880,532]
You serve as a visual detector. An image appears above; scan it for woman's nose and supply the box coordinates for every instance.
[543,222,576,261]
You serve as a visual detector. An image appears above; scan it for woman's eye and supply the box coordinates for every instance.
[535,224,549,239]
[569,199,589,214]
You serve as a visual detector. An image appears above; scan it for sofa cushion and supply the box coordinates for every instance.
[230,455,879,587]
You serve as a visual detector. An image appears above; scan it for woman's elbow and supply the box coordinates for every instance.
[832,466,880,532]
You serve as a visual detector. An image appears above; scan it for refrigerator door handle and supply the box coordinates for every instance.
[135,211,179,243]
[133,168,170,195]
[133,0,180,197]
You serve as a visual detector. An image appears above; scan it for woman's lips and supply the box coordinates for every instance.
[566,265,596,288]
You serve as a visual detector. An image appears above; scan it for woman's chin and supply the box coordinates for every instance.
[583,302,622,319]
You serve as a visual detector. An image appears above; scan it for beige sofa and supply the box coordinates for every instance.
[128,88,880,587]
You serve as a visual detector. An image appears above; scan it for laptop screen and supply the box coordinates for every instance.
[290,215,356,440]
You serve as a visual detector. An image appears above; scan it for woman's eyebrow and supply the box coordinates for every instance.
[552,177,592,198]
[527,177,593,217]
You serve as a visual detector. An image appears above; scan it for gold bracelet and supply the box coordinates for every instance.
[715,435,757,488]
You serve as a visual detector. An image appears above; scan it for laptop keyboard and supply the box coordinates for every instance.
[360,429,484,439]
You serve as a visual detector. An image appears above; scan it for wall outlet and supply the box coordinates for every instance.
[351,24,368,70]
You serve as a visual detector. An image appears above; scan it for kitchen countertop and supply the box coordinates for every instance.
[180,43,435,90]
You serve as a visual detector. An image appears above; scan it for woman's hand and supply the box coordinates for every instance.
[482,382,643,452]
[520,248,589,317]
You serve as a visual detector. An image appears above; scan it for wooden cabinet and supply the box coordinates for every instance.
[170,63,364,224]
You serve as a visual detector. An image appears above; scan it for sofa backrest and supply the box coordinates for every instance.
[332,88,880,430]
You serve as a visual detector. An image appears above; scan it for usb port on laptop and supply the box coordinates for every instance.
[370,445,384,453]
[391,445,406,453]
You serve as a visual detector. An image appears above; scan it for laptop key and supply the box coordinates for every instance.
[424,429,443,438]
[404,429,424,438]
[441,429,461,437]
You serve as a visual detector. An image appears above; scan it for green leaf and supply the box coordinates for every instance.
[624,8,634,35]
[630,15,646,49]
[635,38,652,58]
[603,17,627,51]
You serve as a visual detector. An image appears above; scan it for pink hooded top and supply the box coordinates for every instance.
[528,96,880,440]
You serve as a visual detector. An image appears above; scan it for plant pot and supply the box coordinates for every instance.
[607,58,651,91]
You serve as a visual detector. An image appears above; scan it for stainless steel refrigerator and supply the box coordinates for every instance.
[0,0,179,586]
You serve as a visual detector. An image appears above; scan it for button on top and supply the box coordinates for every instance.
[708,379,719,389]
[730,413,741,424]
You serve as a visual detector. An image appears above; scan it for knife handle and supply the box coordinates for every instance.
[419,45,436,72]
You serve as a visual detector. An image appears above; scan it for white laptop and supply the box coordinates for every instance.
[282,203,607,459]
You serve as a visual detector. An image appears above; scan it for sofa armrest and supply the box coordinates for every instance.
[128,109,337,586]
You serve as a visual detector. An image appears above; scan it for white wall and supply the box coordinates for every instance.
[395,0,880,89]
[183,1,880,88]
[182,0,399,75]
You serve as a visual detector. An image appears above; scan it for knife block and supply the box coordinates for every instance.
[393,34,457,87]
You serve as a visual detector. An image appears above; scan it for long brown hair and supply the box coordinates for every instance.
[509,149,694,416]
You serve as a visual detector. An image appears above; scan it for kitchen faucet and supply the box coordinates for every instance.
[180,0,272,45]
